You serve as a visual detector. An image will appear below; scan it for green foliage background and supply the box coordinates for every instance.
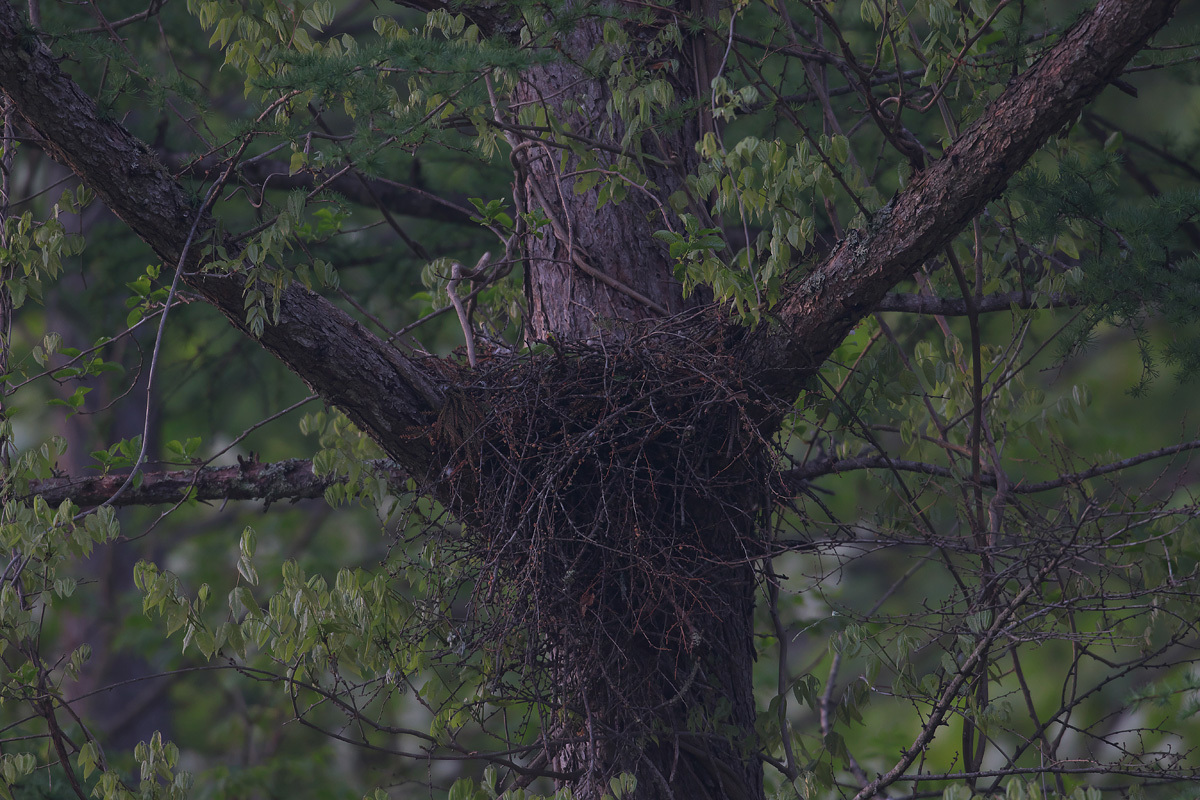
[0,0,1199,799]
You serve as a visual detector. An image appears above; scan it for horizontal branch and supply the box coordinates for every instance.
[38,434,1197,510]
[784,454,953,486]
[786,437,1200,494]
[22,458,410,508]
[1016,437,1200,493]
[172,154,475,226]
[875,290,1079,316]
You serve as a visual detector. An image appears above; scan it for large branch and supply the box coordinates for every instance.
[29,459,333,508]
[749,0,1180,400]
[24,459,409,508]
[0,6,446,472]
[26,428,1200,509]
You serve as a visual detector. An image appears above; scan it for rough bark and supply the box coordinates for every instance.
[497,10,767,797]
[511,10,705,340]
[0,7,445,472]
[22,458,393,508]
[743,0,1181,401]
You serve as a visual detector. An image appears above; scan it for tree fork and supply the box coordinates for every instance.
[0,1,1185,799]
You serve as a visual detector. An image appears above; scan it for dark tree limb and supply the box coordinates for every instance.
[749,0,1181,401]
[20,459,411,508]
[1087,111,1200,183]
[0,4,447,472]
[784,454,957,487]
[29,428,1200,511]
[171,154,476,226]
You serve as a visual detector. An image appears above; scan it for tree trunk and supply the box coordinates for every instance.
[512,10,706,342]
[548,546,763,800]
[500,8,764,798]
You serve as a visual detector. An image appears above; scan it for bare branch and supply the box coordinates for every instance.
[20,458,412,508]
[875,290,1079,316]
[1015,437,1200,493]
[786,437,1200,495]
[172,153,476,225]
[1087,112,1200,183]
[72,0,165,35]
[783,454,955,489]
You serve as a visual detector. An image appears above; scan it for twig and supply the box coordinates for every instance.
[448,253,488,367]
[785,437,1200,494]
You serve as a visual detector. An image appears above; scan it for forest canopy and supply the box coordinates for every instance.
[0,1,1199,800]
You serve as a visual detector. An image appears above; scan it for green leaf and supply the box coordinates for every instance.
[830,134,850,164]
[448,778,475,800]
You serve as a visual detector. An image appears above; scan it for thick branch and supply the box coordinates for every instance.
[749,0,1180,399]
[21,459,409,508]
[0,5,447,472]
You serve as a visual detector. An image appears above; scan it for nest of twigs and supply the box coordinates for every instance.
[428,320,781,721]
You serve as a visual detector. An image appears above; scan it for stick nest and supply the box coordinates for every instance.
[429,321,781,719]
